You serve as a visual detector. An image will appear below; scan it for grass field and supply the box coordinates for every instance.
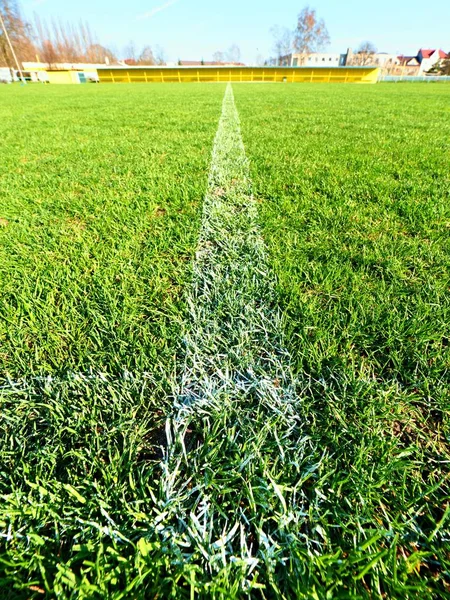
[0,84,224,378]
[1,83,449,599]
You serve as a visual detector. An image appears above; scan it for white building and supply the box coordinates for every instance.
[266,47,448,73]
[287,52,347,67]
[0,67,14,83]
[372,53,400,68]
[22,62,102,82]
[417,49,447,74]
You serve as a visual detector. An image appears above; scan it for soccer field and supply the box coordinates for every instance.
[0,83,449,598]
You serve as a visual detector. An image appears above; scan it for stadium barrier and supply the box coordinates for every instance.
[379,74,450,83]
[97,66,379,84]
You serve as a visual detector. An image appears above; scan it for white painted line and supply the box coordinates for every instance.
[174,83,296,417]
[1,85,296,416]
[0,371,155,393]
[0,85,301,581]
[156,82,299,579]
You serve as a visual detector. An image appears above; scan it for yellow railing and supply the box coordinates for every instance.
[97,66,379,85]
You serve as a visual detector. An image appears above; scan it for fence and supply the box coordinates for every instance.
[97,66,379,85]
[379,75,450,83]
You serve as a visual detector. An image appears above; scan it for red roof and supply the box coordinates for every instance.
[419,49,447,59]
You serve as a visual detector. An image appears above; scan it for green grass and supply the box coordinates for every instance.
[234,82,450,597]
[0,83,224,378]
[1,82,449,599]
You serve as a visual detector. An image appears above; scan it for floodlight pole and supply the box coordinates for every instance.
[0,11,26,84]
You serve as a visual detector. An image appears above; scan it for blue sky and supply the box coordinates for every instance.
[23,0,450,64]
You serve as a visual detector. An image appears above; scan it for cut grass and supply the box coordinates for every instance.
[233,82,450,597]
[0,84,225,379]
[0,83,449,598]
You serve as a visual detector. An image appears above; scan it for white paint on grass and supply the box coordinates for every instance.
[0,371,154,393]
[0,84,302,582]
[1,85,296,415]
[158,82,299,580]
[174,83,295,416]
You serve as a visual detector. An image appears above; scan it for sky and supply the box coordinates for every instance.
[22,0,450,64]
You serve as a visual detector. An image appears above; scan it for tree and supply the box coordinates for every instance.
[441,54,450,75]
[0,0,36,70]
[154,45,166,65]
[123,41,137,64]
[255,52,265,66]
[137,45,156,65]
[86,43,116,64]
[293,6,330,54]
[40,39,58,68]
[270,25,293,65]
[212,46,241,64]
[33,13,115,65]
[213,50,225,63]
[351,41,377,66]
[52,19,84,63]
[125,44,165,66]
[436,52,450,75]
[226,43,241,63]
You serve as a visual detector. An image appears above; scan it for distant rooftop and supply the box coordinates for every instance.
[419,49,447,59]
[178,60,245,67]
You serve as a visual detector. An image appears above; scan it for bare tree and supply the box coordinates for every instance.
[293,6,330,53]
[270,25,293,65]
[123,41,137,64]
[33,12,115,65]
[350,41,377,66]
[137,45,155,65]
[0,0,36,70]
[34,13,65,64]
[1,1,147,69]
[226,43,241,63]
[255,52,265,66]
[212,47,241,64]
[40,39,58,67]
[154,45,166,65]
[123,43,165,66]
[213,50,225,63]
[87,43,116,64]
[79,20,95,57]
[33,13,48,60]
[52,19,83,63]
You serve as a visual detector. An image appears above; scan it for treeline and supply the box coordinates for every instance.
[34,14,117,66]
[0,0,164,69]
[0,0,34,66]
[121,42,165,66]
[0,0,116,67]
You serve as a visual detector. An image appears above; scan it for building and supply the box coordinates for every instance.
[387,49,447,76]
[97,65,379,85]
[274,47,448,76]
[346,50,401,69]
[394,55,421,76]
[0,67,14,83]
[177,60,245,67]
[371,53,401,68]
[21,62,103,83]
[278,50,395,68]
[294,52,347,66]
[417,49,448,74]
[275,52,347,67]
